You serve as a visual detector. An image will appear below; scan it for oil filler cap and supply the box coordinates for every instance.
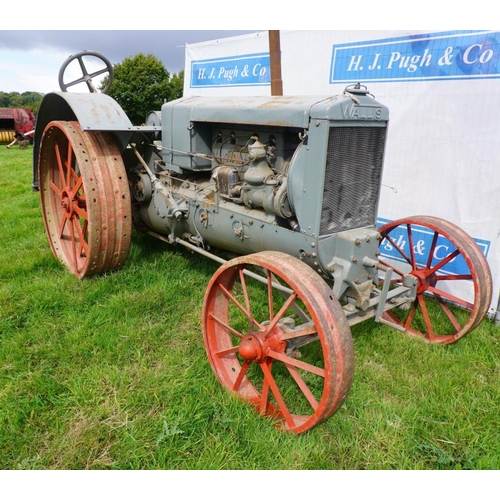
[344,83,369,95]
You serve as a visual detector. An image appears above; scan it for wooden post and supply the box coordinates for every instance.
[269,30,283,96]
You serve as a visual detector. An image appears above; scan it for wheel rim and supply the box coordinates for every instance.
[378,216,492,344]
[202,251,354,434]
[38,121,132,278]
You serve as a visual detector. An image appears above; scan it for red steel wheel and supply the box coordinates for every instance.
[38,120,132,278]
[378,216,492,344]
[202,251,354,434]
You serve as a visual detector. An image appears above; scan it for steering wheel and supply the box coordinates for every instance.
[58,50,114,93]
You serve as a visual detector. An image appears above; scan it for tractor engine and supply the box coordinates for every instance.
[212,135,293,221]
[130,86,388,305]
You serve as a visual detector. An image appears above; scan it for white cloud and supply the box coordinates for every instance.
[1,47,70,93]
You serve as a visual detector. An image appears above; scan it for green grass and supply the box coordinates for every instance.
[1,145,499,470]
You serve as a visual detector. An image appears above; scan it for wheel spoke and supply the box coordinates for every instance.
[268,271,311,323]
[436,297,462,332]
[71,176,83,196]
[263,291,298,337]
[217,282,260,329]
[417,294,434,339]
[58,214,68,239]
[259,361,295,429]
[49,180,62,199]
[436,274,473,282]
[267,270,274,320]
[69,217,78,269]
[426,230,439,268]
[66,141,73,186]
[238,266,252,327]
[54,141,66,187]
[73,205,88,221]
[281,323,318,340]
[209,313,245,339]
[73,215,88,258]
[404,302,417,330]
[268,349,325,377]
[428,248,460,275]
[232,361,250,391]
[259,360,272,414]
[428,285,473,309]
[385,234,412,266]
[69,168,81,188]
[215,345,240,358]
[407,224,417,270]
[285,364,319,411]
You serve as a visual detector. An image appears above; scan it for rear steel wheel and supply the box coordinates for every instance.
[202,251,354,434]
[378,216,492,344]
[38,120,132,278]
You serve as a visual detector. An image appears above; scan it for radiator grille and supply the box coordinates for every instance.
[320,126,386,235]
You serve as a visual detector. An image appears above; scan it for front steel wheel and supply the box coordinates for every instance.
[38,120,132,278]
[202,251,355,434]
[378,216,492,344]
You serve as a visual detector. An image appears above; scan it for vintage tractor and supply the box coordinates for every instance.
[32,51,492,434]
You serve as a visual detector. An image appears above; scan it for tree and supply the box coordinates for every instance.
[106,53,183,125]
[170,70,184,101]
[0,91,44,114]
[20,92,44,115]
[0,92,10,107]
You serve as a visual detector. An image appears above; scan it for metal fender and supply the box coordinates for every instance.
[32,92,136,190]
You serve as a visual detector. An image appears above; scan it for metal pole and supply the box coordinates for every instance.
[268,30,283,96]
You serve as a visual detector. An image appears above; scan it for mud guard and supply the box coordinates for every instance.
[32,92,135,190]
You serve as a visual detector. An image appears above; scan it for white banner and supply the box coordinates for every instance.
[184,30,500,318]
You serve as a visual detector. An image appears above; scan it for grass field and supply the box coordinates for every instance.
[0,145,499,470]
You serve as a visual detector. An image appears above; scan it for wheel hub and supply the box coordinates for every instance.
[411,268,437,294]
[61,189,77,219]
[238,329,285,363]
[239,334,263,361]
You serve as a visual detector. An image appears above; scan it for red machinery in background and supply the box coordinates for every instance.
[0,108,36,146]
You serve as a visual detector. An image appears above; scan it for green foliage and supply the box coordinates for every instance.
[170,70,184,101]
[106,53,184,125]
[1,147,499,472]
[0,91,10,107]
[0,91,44,115]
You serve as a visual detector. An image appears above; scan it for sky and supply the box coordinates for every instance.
[0,30,259,94]
[0,0,481,96]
